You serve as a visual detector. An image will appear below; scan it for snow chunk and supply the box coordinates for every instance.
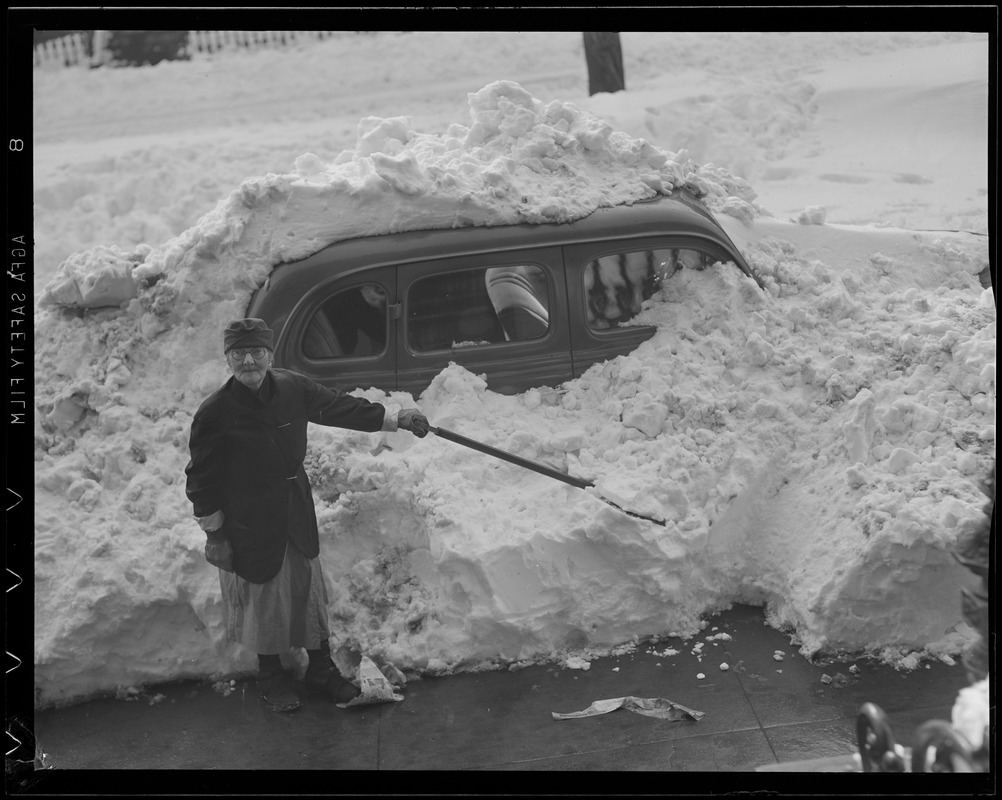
[622,393,668,437]
[744,331,774,366]
[39,244,148,309]
[885,447,920,475]
[797,205,826,225]
[719,197,756,224]
[842,389,877,464]
[952,678,990,751]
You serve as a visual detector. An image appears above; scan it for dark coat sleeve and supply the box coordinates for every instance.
[296,371,387,431]
[184,396,226,518]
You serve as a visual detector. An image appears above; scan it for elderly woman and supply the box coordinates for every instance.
[185,319,429,712]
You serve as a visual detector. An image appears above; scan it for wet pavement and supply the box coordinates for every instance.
[18,604,988,794]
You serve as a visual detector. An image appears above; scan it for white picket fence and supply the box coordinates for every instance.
[33,31,361,68]
[189,30,351,54]
[33,31,90,68]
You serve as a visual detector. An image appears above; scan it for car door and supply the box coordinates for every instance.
[276,266,398,393]
[395,247,572,396]
[564,237,735,377]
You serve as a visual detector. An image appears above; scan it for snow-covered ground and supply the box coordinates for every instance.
[31,31,993,712]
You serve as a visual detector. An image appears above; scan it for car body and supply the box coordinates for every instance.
[246,189,762,396]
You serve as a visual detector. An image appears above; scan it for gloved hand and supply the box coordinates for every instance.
[204,537,234,573]
[397,409,430,438]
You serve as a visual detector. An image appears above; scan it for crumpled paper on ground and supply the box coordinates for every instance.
[337,655,406,708]
[552,696,704,721]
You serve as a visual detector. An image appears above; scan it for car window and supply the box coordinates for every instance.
[407,264,550,352]
[303,283,388,359]
[584,247,714,330]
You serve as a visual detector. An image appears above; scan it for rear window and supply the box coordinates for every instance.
[407,264,550,351]
[584,247,714,329]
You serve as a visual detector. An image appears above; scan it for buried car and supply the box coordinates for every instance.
[246,188,763,396]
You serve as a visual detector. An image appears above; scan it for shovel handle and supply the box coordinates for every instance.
[429,426,666,526]
[429,426,594,490]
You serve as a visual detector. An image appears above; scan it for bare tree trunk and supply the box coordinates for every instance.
[583,32,625,95]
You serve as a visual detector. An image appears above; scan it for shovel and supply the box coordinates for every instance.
[429,426,666,526]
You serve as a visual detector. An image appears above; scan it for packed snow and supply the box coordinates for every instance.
[31,31,993,709]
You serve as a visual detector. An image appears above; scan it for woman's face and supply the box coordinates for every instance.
[228,348,273,391]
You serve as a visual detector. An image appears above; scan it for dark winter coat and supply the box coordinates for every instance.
[185,368,387,583]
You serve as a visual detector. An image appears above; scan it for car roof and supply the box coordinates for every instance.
[269,188,756,279]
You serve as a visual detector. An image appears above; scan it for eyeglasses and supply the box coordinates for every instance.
[228,347,269,360]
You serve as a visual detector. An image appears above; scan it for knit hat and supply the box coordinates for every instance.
[223,318,274,353]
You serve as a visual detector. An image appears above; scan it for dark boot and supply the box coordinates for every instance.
[257,659,301,713]
[304,657,361,704]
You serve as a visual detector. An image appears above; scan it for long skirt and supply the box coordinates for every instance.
[219,539,331,655]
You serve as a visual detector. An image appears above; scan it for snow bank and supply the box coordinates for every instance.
[33,78,993,708]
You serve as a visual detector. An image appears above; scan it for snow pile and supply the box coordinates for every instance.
[38,79,752,313]
[952,677,990,752]
[32,80,754,705]
[33,66,993,707]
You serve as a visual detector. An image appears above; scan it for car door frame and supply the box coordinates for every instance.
[395,246,573,396]
[274,265,399,392]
